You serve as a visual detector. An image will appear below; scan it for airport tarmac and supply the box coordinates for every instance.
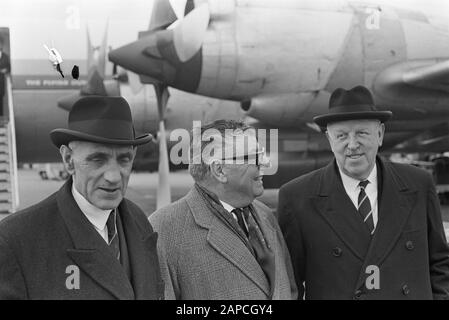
[1,168,448,239]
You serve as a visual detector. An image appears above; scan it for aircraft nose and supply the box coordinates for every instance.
[108,33,173,83]
[108,31,202,93]
[108,3,209,93]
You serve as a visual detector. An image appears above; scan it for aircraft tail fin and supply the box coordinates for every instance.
[58,23,115,110]
[86,22,108,78]
[81,69,107,96]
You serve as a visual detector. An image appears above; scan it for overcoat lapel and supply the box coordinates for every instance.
[57,180,134,300]
[355,159,417,288]
[312,161,371,261]
[251,201,277,297]
[185,188,271,297]
[118,200,160,299]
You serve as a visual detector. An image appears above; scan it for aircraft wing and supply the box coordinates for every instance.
[403,59,449,93]
[392,122,449,153]
[376,59,449,95]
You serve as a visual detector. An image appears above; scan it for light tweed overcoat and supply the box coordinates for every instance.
[149,187,298,300]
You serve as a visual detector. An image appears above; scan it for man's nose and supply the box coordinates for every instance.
[103,163,121,183]
[347,134,360,149]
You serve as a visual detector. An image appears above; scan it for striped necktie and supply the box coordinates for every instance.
[358,180,375,235]
[106,209,120,260]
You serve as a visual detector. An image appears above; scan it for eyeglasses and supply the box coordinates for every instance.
[220,148,270,167]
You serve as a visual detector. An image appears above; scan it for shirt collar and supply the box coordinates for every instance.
[71,182,112,231]
[338,163,377,192]
[219,200,235,213]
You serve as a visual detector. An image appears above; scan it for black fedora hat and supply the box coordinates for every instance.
[50,96,153,147]
[313,86,392,128]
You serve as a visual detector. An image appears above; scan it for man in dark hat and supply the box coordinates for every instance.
[278,86,449,299]
[0,96,164,299]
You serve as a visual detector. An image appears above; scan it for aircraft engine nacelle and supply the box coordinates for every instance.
[241,92,318,127]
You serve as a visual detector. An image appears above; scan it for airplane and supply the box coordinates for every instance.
[0,0,247,208]
[1,0,242,163]
[108,0,449,187]
[2,0,448,207]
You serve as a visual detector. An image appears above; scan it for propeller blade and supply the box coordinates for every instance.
[150,0,178,30]
[172,3,210,62]
[168,0,187,20]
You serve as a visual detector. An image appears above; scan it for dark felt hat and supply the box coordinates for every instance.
[313,86,392,128]
[50,96,153,147]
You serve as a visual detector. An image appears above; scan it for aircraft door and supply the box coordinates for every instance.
[0,28,11,118]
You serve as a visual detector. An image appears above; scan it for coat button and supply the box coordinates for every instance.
[353,289,363,300]
[332,247,343,257]
[405,241,414,250]
[402,285,410,295]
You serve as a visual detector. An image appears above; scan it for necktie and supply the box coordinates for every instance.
[232,208,249,237]
[106,209,120,260]
[232,206,275,297]
[358,180,375,235]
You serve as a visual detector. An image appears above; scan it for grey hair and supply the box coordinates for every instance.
[188,119,251,182]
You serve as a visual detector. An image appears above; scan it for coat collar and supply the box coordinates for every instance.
[57,178,159,300]
[118,200,161,300]
[312,160,372,261]
[312,157,417,264]
[185,187,272,297]
[361,159,417,261]
[353,158,418,289]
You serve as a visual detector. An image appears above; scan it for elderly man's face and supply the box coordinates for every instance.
[224,162,265,204]
[61,141,136,210]
[326,119,384,180]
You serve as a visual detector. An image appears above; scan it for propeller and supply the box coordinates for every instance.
[171,2,209,63]
[108,0,210,208]
[108,3,210,82]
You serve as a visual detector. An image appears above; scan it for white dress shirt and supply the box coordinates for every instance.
[220,200,237,220]
[338,165,379,228]
[71,184,112,243]
[220,200,250,232]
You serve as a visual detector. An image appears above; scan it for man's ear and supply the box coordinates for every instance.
[378,123,385,147]
[210,161,227,183]
[60,145,75,175]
